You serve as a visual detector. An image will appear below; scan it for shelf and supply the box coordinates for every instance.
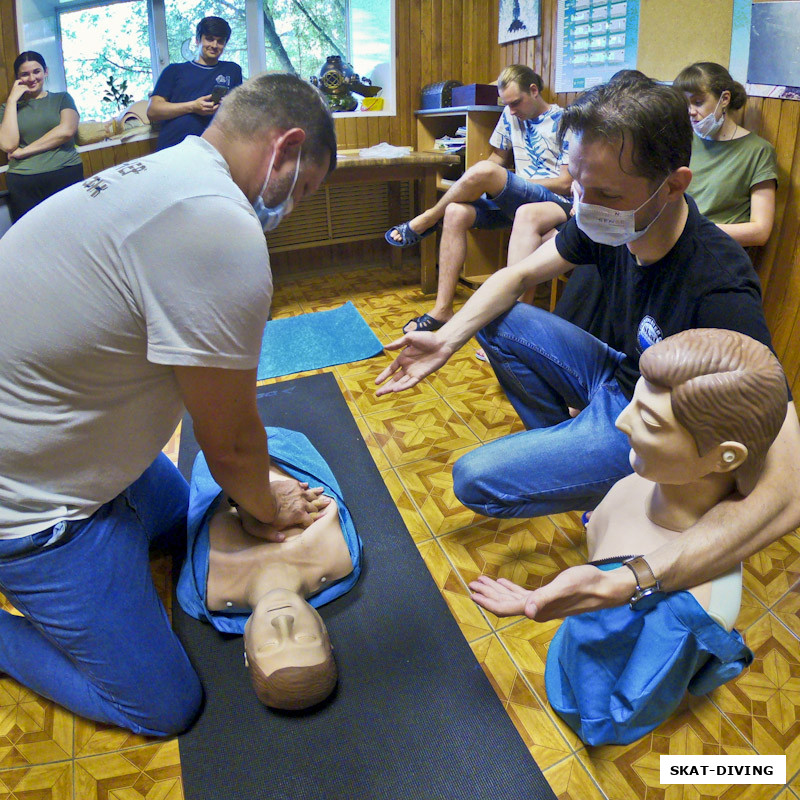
[415,105,503,116]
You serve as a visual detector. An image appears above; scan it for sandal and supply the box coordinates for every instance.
[402,313,445,334]
[385,220,439,248]
[475,348,488,362]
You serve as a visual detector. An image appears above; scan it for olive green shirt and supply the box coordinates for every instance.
[0,91,83,175]
[687,131,777,225]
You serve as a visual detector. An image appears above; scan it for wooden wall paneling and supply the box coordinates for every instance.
[757,99,800,291]
[450,0,463,85]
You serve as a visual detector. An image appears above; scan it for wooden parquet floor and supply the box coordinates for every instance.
[1,260,798,800]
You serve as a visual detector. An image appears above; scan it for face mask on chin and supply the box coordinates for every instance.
[254,147,301,233]
[691,96,725,140]
[573,176,670,247]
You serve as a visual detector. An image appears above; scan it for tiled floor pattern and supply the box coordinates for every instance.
[1,260,799,799]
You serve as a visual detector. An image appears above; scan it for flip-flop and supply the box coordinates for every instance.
[385,220,439,248]
[402,313,445,334]
[475,348,488,362]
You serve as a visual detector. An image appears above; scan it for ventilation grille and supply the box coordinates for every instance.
[266,181,412,252]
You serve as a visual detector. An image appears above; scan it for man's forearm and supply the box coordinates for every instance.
[648,401,800,591]
[528,175,571,196]
[147,97,195,122]
[440,238,574,350]
[200,420,277,522]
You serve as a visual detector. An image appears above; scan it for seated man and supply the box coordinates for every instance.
[386,64,572,334]
[147,16,243,151]
[177,427,363,710]
[375,77,800,621]
[471,329,788,745]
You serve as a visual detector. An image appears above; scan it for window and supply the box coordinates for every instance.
[16,0,394,122]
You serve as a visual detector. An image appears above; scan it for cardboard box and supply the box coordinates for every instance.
[451,83,499,107]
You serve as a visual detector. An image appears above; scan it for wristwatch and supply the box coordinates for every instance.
[622,555,663,610]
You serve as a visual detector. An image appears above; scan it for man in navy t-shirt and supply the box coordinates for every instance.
[374,78,800,625]
[148,16,243,151]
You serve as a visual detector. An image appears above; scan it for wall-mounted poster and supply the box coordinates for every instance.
[554,0,640,93]
[729,0,800,101]
[499,0,541,44]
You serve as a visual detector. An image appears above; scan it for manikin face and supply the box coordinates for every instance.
[244,588,330,675]
[684,89,728,125]
[196,34,227,66]
[615,378,724,485]
[16,60,47,97]
[498,82,540,120]
[568,134,669,230]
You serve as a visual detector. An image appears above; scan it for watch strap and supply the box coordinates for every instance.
[622,555,659,591]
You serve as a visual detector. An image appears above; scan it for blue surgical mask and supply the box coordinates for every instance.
[691,96,725,140]
[573,176,670,247]
[254,147,301,232]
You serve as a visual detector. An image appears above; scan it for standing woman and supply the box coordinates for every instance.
[0,52,84,222]
[674,61,777,247]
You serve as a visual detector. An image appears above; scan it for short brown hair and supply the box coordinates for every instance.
[215,72,337,175]
[245,640,338,711]
[639,329,787,495]
[673,62,748,111]
[497,65,543,94]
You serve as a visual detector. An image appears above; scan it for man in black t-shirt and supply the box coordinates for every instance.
[374,78,800,621]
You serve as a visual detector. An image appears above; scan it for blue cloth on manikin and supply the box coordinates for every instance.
[176,426,363,634]
[544,564,753,746]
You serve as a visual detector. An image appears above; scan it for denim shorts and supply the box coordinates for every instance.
[472,170,573,229]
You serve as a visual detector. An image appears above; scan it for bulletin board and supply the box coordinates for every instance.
[554,0,735,92]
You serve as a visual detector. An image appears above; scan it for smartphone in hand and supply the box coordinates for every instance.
[209,85,229,104]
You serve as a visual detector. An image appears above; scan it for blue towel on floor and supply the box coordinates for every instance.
[258,301,383,380]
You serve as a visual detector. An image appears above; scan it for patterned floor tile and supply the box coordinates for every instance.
[360,397,480,466]
[710,613,800,775]
[772,580,800,639]
[334,352,393,380]
[416,540,491,641]
[419,346,502,399]
[340,368,440,416]
[438,516,586,629]
[497,617,584,747]
[543,755,606,800]
[471,635,573,770]
[0,761,72,799]
[548,511,588,548]
[577,694,761,800]
[352,415,392,472]
[162,422,181,468]
[737,586,771,631]
[743,532,800,608]
[0,681,73,768]
[74,718,157,758]
[75,739,183,800]
[380,470,433,543]
[394,445,485,536]
[445,384,526,441]
[268,301,305,320]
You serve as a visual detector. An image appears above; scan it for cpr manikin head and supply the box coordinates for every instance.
[244,587,337,710]
[617,329,787,495]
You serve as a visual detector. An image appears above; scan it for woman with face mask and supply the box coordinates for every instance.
[0,51,84,223]
[673,62,777,248]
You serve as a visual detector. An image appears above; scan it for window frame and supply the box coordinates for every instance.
[18,0,396,119]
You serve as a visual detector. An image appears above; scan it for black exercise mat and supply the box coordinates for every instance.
[175,372,557,800]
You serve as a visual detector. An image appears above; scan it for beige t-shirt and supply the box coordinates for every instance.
[0,136,272,537]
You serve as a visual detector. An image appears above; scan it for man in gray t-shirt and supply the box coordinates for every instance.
[0,73,336,736]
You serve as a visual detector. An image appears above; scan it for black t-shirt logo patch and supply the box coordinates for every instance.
[637,315,662,353]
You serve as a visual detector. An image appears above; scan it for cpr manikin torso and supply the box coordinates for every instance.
[206,465,354,710]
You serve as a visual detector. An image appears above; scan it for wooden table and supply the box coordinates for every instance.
[330,149,461,292]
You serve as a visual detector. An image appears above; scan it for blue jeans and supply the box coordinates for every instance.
[454,303,633,517]
[473,170,572,229]
[0,453,202,736]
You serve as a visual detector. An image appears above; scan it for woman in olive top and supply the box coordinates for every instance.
[674,61,778,247]
[0,51,84,222]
